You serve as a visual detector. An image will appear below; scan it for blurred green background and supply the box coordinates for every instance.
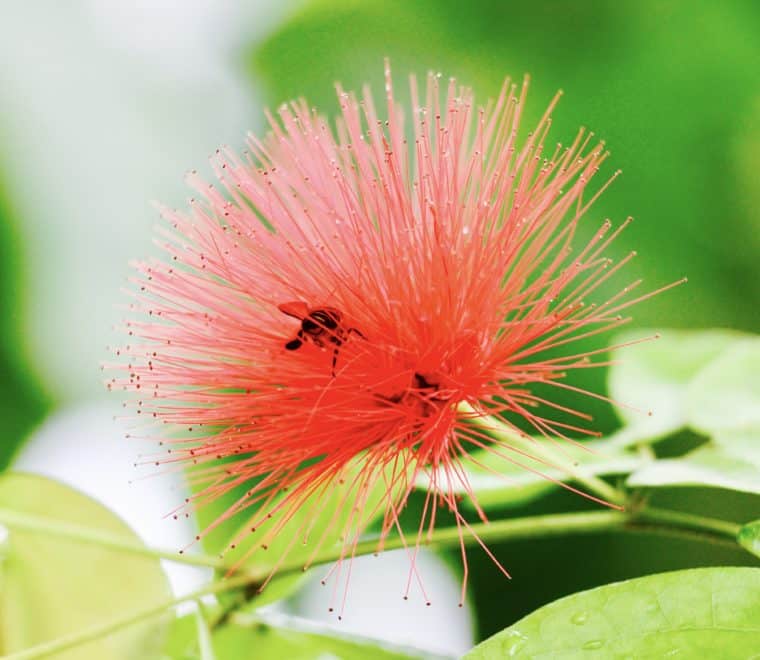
[1,0,758,646]
[251,0,760,330]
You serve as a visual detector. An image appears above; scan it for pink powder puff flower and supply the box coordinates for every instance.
[112,63,680,609]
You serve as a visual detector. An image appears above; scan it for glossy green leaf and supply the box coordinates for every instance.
[418,439,640,509]
[685,338,760,434]
[465,567,760,659]
[737,520,760,559]
[607,329,746,446]
[0,472,172,659]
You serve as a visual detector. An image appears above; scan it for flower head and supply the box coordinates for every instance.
[113,63,676,606]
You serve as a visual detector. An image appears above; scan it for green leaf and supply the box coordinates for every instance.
[465,567,760,659]
[685,338,760,434]
[243,574,307,610]
[607,329,746,446]
[157,606,222,660]
[626,432,760,495]
[418,439,640,509]
[0,472,172,659]
[163,610,426,660]
[223,459,402,603]
[213,614,423,659]
[161,612,200,660]
[737,520,760,559]
[190,458,254,557]
[626,449,760,495]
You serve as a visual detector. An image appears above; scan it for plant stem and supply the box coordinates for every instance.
[194,599,218,660]
[5,504,747,659]
[633,506,742,538]
[0,501,742,584]
[4,511,628,660]
[0,507,227,570]
[322,510,628,567]
[457,401,627,506]
[278,507,744,579]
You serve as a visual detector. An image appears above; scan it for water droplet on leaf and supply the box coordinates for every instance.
[571,611,589,625]
[501,630,528,657]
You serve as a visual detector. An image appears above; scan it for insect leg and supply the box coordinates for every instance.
[285,329,305,351]
[347,327,366,340]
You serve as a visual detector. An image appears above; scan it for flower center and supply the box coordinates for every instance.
[376,370,455,417]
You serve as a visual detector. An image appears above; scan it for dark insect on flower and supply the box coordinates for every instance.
[278,301,365,375]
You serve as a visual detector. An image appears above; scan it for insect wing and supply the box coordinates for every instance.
[277,301,310,320]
